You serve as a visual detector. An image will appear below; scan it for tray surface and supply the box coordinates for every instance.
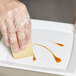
[0,19,74,74]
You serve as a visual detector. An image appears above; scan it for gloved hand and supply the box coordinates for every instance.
[0,0,31,53]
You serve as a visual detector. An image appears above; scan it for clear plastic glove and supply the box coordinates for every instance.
[0,0,31,53]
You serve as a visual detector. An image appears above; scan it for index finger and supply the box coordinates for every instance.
[6,13,19,53]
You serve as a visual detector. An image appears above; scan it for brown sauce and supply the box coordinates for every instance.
[33,53,36,61]
[33,43,62,63]
[47,40,64,47]
[56,43,64,47]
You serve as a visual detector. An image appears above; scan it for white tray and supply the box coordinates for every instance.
[0,19,75,75]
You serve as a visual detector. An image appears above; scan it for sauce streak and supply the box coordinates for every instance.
[33,53,36,61]
[47,40,64,47]
[33,43,62,63]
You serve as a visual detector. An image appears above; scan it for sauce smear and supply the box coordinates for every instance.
[33,43,62,63]
[33,53,36,61]
[56,43,64,47]
[47,40,64,47]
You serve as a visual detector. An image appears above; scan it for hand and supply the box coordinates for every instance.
[0,0,31,53]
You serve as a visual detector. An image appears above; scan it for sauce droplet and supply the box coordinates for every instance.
[56,43,64,47]
[33,53,36,61]
[33,43,62,63]
[47,40,64,47]
[53,54,62,63]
